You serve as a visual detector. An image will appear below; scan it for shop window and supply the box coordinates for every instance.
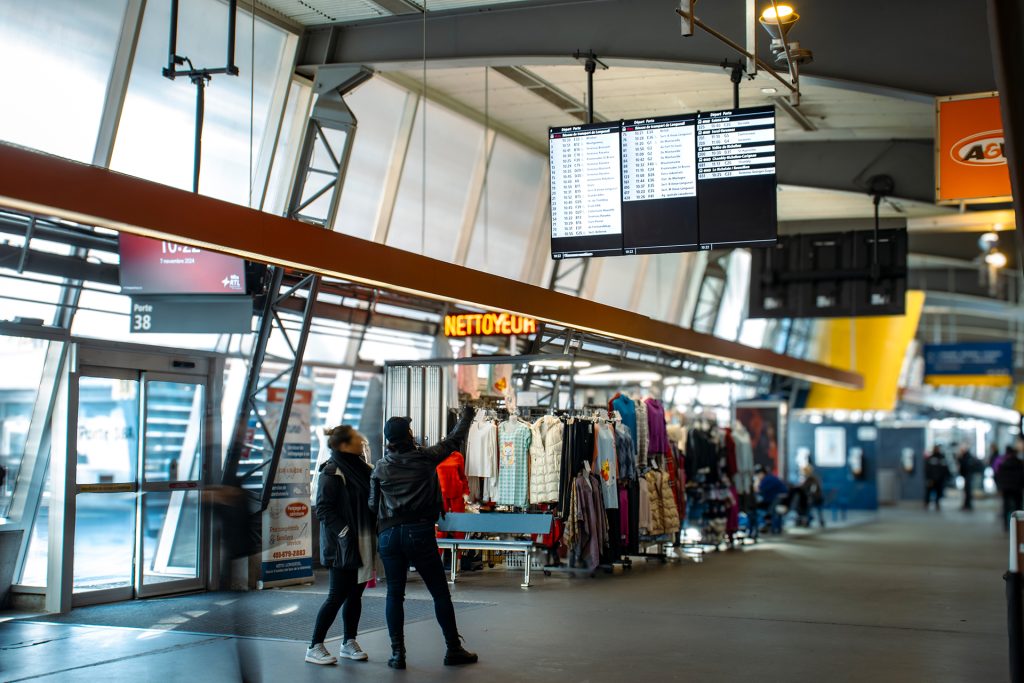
[465,136,545,279]
[333,78,410,240]
[388,101,483,262]
[0,0,127,162]
[110,0,292,206]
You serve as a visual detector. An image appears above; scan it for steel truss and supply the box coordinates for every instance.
[221,67,371,517]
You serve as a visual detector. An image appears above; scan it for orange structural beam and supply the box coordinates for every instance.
[0,143,862,389]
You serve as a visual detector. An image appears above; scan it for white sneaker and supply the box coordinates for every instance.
[305,643,337,665]
[339,639,369,661]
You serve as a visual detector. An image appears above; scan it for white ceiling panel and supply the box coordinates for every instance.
[256,0,390,24]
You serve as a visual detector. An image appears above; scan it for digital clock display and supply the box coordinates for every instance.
[119,233,247,295]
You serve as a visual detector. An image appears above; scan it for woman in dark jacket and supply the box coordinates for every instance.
[370,405,477,670]
[306,426,377,666]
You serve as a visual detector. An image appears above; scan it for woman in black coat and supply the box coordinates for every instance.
[306,426,377,666]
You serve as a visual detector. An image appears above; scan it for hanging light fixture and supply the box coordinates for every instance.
[759,3,814,67]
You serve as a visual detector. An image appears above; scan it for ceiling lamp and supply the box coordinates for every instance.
[759,3,813,67]
[985,250,1008,269]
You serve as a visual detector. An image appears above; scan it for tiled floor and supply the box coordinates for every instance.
[1,499,1009,682]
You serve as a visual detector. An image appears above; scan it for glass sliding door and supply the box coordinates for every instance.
[71,365,208,606]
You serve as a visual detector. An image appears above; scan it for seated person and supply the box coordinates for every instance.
[754,465,789,534]
[792,464,825,528]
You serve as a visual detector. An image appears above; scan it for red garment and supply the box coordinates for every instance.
[723,428,738,478]
[437,451,470,502]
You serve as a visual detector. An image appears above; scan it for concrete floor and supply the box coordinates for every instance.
[0,499,1010,682]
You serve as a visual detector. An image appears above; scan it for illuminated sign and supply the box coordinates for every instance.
[444,313,538,337]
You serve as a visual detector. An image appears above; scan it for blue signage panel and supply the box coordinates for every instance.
[923,341,1013,383]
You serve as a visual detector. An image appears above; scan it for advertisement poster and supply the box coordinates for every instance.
[923,341,1013,387]
[935,92,1010,203]
[734,401,785,477]
[119,233,247,295]
[814,426,847,468]
[259,387,314,588]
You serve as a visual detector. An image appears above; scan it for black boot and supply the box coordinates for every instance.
[444,639,478,666]
[388,640,406,670]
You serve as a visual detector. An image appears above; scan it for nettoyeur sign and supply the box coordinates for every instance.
[444,313,538,337]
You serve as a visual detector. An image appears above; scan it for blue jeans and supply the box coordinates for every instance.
[378,522,459,647]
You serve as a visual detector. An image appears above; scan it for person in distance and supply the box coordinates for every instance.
[370,405,478,669]
[306,426,377,666]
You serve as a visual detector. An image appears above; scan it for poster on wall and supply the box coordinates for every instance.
[734,401,786,477]
[814,426,847,468]
[259,387,314,589]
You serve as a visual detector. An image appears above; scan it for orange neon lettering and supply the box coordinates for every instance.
[472,314,483,335]
[482,314,495,335]
[500,314,512,335]
[457,316,467,336]
[444,315,457,337]
[523,318,537,335]
[511,316,523,334]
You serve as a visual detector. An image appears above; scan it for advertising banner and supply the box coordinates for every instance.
[734,401,786,477]
[935,92,1011,204]
[923,341,1013,387]
[259,387,314,588]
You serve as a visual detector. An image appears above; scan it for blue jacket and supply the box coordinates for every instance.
[611,394,637,443]
[758,474,788,503]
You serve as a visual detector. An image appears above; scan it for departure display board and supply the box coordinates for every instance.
[549,105,776,259]
[549,122,622,258]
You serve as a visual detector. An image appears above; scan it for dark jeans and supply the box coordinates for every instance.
[962,474,974,509]
[924,483,943,509]
[378,522,459,647]
[311,567,366,646]
[1004,490,1024,531]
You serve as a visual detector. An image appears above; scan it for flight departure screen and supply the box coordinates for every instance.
[549,105,776,260]
[621,114,699,255]
[549,122,622,258]
[696,105,777,249]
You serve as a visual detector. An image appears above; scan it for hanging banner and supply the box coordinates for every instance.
[259,387,314,588]
[935,92,1011,204]
[923,341,1013,387]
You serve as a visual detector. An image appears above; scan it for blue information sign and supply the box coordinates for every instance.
[923,341,1013,386]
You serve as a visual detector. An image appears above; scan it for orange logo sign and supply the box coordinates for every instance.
[951,130,1006,166]
[936,93,1011,203]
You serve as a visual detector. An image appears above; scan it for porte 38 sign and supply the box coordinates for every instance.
[936,92,1011,203]
[444,313,538,337]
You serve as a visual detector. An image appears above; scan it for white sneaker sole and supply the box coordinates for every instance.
[305,656,337,665]
[338,652,369,661]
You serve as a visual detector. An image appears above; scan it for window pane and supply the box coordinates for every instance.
[591,256,642,310]
[264,80,313,215]
[0,272,66,325]
[110,0,291,206]
[0,336,50,519]
[334,78,410,240]
[74,492,136,592]
[388,102,483,261]
[0,0,127,162]
[466,137,544,278]
[637,254,683,321]
[714,249,752,341]
[19,457,50,586]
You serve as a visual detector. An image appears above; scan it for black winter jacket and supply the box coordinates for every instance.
[316,450,374,569]
[370,406,473,533]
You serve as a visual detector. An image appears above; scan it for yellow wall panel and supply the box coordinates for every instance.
[805,291,925,411]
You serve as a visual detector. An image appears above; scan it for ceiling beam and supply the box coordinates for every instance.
[0,143,862,389]
[297,0,995,97]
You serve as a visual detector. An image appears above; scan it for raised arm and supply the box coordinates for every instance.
[421,405,475,465]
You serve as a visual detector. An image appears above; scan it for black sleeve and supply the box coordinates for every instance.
[368,471,381,514]
[315,467,351,538]
[421,405,474,465]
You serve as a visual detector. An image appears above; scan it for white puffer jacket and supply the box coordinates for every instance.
[529,416,563,503]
